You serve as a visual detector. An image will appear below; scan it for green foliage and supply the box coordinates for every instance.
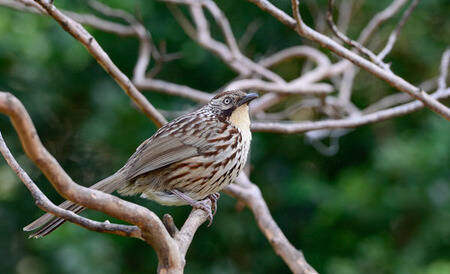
[0,1,449,273]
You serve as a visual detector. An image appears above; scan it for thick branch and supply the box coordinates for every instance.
[0,131,143,239]
[0,91,182,269]
[0,91,214,273]
[174,201,211,257]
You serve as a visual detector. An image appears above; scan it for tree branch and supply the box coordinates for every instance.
[225,174,318,274]
[377,0,420,60]
[0,91,212,273]
[245,0,450,120]
[33,0,167,127]
[252,88,450,133]
[0,130,143,240]
[0,0,136,36]
[357,0,408,45]
[326,0,388,69]
[438,49,450,91]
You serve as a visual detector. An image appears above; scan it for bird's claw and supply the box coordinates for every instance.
[208,192,220,216]
[171,189,220,226]
[192,199,214,226]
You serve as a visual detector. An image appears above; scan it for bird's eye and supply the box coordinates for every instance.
[223,97,232,105]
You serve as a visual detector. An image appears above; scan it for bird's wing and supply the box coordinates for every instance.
[124,116,222,180]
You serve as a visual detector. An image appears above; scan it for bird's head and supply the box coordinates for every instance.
[208,90,258,130]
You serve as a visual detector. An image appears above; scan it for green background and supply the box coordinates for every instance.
[0,0,449,273]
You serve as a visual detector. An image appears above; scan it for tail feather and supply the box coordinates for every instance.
[24,172,127,238]
[27,203,85,238]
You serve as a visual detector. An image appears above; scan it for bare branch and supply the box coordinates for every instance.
[362,92,411,114]
[0,90,216,272]
[438,49,450,91]
[0,130,143,240]
[378,0,420,60]
[245,0,450,120]
[175,201,211,257]
[0,0,137,36]
[362,65,442,114]
[248,46,334,113]
[326,0,389,69]
[33,0,167,127]
[252,88,450,133]
[136,78,213,103]
[165,0,285,83]
[163,214,179,237]
[226,79,333,95]
[358,0,408,45]
[238,19,262,50]
[87,0,137,23]
[225,174,318,274]
[0,91,181,269]
[1,0,210,104]
[338,66,357,102]
[336,0,353,33]
[16,0,46,13]
[259,46,331,84]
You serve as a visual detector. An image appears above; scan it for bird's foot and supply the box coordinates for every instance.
[170,189,214,226]
[207,192,220,216]
[191,199,214,226]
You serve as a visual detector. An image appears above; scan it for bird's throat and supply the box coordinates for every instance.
[229,104,251,140]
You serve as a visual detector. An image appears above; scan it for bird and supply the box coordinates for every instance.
[24,90,258,238]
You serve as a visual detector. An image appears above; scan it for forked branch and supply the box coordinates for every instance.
[0,91,212,273]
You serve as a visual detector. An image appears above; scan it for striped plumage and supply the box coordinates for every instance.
[24,90,258,238]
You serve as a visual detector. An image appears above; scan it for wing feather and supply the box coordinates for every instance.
[124,114,222,180]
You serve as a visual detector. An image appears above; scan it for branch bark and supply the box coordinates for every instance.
[225,174,318,274]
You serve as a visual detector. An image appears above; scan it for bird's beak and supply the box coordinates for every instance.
[238,93,258,106]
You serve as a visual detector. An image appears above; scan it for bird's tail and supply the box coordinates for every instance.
[23,171,127,239]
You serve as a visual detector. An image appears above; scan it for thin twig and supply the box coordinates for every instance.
[438,49,450,91]
[327,0,389,69]
[1,0,137,36]
[252,88,450,133]
[378,0,420,60]
[238,19,262,50]
[246,0,450,120]
[358,0,408,45]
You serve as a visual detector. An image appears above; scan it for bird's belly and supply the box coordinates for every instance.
[127,136,250,206]
[152,140,249,201]
[142,191,188,206]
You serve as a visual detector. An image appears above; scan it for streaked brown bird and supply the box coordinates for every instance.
[24,90,258,238]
